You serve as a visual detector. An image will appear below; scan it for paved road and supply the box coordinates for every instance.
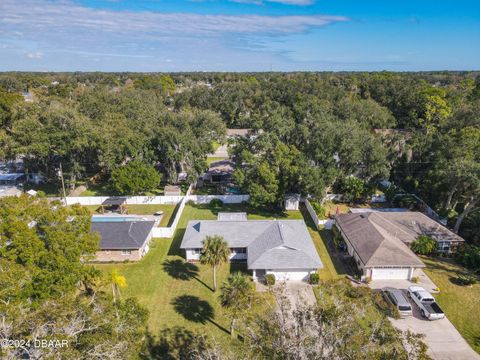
[390,294,479,360]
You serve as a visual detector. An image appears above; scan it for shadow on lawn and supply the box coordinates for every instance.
[163,259,214,291]
[141,327,204,360]
[162,259,198,280]
[168,229,185,256]
[172,295,229,333]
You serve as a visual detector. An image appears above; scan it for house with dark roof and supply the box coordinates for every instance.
[181,213,323,281]
[91,220,155,262]
[203,159,235,184]
[335,211,464,280]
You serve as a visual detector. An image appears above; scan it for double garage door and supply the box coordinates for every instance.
[267,270,310,281]
[371,267,411,280]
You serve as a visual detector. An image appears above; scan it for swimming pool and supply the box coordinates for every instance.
[91,216,146,222]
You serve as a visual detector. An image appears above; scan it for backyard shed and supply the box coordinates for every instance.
[164,185,181,196]
[284,194,301,210]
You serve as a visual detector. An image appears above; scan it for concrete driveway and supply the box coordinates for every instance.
[369,270,439,293]
[390,291,479,360]
[281,281,317,308]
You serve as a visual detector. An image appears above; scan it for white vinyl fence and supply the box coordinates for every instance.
[302,198,335,230]
[64,195,183,206]
[64,187,250,239]
[187,194,250,204]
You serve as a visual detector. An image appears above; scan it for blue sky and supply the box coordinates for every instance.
[0,0,479,71]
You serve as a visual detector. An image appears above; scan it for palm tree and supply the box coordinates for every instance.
[220,272,254,338]
[200,235,230,292]
[109,269,127,318]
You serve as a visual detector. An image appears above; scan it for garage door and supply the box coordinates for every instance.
[267,270,310,281]
[371,267,410,280]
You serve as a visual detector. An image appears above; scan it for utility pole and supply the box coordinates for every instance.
[58,163,67,203]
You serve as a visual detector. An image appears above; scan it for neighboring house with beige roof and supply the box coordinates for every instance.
[335,211,464,281]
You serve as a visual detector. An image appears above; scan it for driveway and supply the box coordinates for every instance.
[257,281,317,308]
[281,281,317,308]
[390,292,480,360]
[369,270,439,293]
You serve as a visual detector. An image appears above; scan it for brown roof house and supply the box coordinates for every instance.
[91,220,155,262]
[335,211,464,281]
[203,159,235,184]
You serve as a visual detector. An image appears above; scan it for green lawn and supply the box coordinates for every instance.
[125,204,178,227]
[94,204,309,353]
[422,257,480,354]
[206,156,229,165]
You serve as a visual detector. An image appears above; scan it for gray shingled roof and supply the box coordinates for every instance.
[217,212,247,221]
[181,219,322,270]
[91,221,155,250]
[336,213,426,267]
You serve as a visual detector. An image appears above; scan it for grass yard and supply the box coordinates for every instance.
[422,257,480,354]
[94,203,308,354]
[125,204,178,227]
[206,156,229,165]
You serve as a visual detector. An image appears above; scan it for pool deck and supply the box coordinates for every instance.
[91,214,162,225]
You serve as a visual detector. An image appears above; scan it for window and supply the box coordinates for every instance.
[230,248,246,254]
[121,250,132,256]
[437,241,451,252]
[191,248,201,255]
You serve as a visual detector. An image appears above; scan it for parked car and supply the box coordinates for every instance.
[382,287,413,317]
[407,286,445,320]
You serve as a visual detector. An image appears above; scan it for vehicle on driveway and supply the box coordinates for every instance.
[382,287,413,317]
[407,286,445,320]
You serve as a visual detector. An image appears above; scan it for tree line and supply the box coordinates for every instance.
[0,71,479,243]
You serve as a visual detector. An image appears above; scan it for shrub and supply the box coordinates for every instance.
[411,276,420,283]
[457,245,480,274]
[36,190,46,198]
[384,185,401,202]
[456,273,477,286]
[186,199,196,206]
[345,285,370,299]
[264,274,275,286]
[411,235,437,256]
[309,273,320,285]
[209,198,223,209]
[310,201,326,219]
[376,292,401,319]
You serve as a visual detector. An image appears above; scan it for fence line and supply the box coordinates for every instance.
[60,191,250,238]
[301,198,335,230]
[64,195,184,206]
[186,194,250,204]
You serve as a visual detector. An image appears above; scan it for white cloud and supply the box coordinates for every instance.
[231,0,314,5]
[0,0,348,71]
[26,52,43,59]
[0,0,345,37]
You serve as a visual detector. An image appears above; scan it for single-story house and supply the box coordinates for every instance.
[91,220,155,262]
[226,128,252,138]
[335,211,464,280]
[203,159,235,184]
[164,185,181,196]
[180,214,323,282]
